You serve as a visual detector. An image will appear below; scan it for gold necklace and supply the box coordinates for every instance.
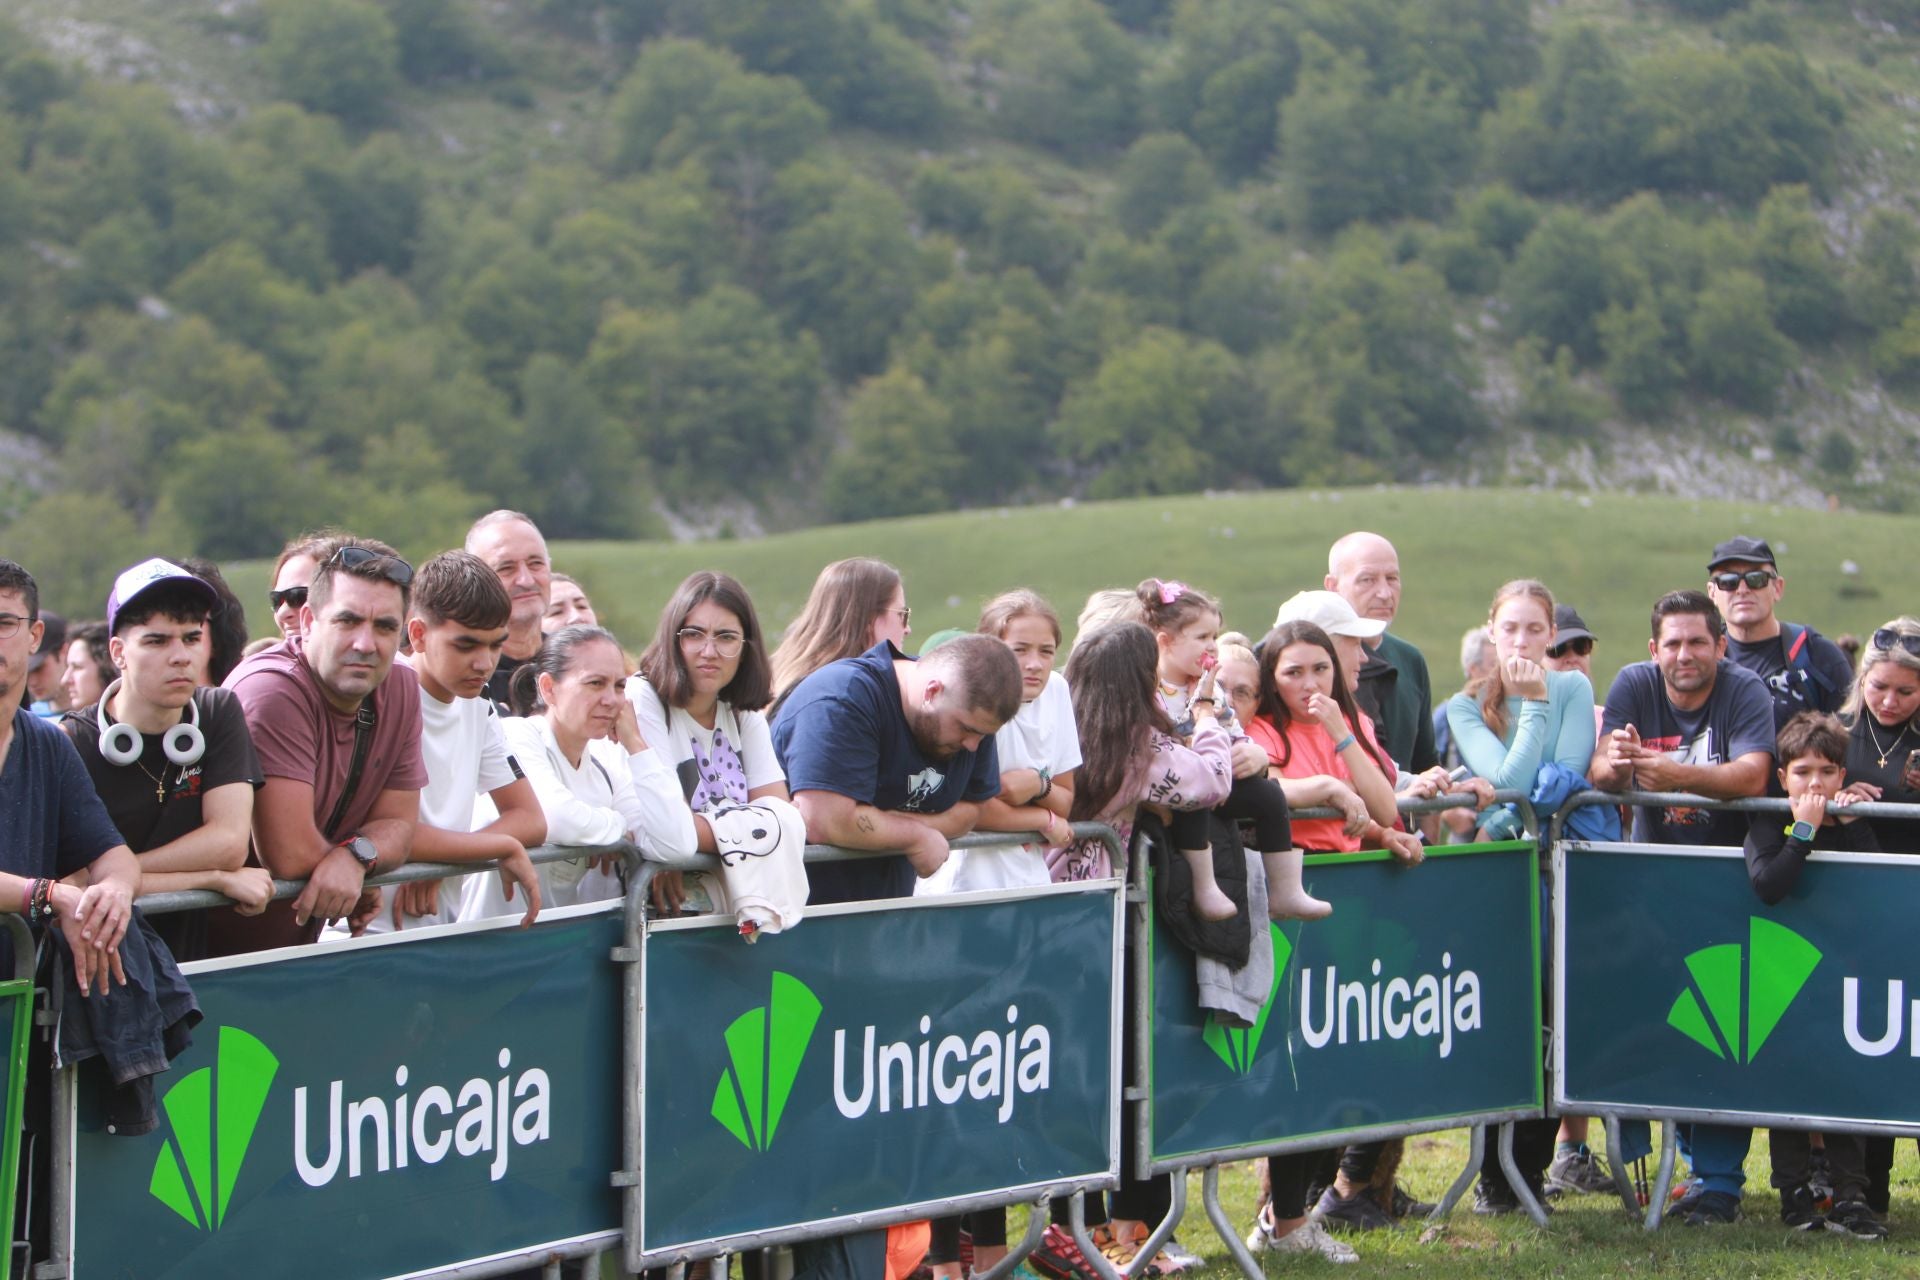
[135,758,170,804]
[1865,717,1909,769]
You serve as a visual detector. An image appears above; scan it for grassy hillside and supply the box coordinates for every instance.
[226,487,1917,696]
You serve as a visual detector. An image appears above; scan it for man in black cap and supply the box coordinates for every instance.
[1544,605,1596,680]
[25,612,68,715]
[1706,536,1853,729]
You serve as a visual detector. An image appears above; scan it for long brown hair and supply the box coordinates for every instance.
[639,571,773,712]
[1466,579,1556,739]
[1066,622,1175,823]
[768,558,903,694]
[1252,621,1387,775]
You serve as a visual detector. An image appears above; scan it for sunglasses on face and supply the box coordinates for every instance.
[1872,628,1920,659]
[1547,637,1594,659]
[1709,569,1777,593]
[328,545,415,588]
[268,585,309,612]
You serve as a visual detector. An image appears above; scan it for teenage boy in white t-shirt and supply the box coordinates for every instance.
[369,551,547,932]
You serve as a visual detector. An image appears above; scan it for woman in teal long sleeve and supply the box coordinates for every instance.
[1444,578,1597,1213]
[1447,579,1597,790]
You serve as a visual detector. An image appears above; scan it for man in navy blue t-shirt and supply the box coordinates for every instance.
[772,634,1022,904]
[0,560,141,992]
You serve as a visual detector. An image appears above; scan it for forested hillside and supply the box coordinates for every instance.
[4,0,1920,609]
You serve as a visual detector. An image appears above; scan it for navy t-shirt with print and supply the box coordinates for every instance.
[1600,659,1775,847]
[0,708,125,974]
[772,641,1000,904]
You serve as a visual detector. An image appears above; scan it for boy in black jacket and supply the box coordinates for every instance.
[1745,711,1884,1239]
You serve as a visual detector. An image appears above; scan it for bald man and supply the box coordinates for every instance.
[465,510,553,714]
[1325,532,1438,776]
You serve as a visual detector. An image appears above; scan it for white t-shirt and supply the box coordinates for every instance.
[920,670,1083,894]
[460,715,685,918]
[362,685,522,934]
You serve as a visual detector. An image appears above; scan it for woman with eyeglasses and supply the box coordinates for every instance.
[1837,617,1920,1215]
[767,558,909,700]
[626,573,790,915]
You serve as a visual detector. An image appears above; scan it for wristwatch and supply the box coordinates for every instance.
[341,834,378,871]
[1786,820,1817,843]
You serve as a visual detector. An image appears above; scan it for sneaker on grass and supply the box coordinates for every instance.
[1778,1183,1823,1231]
[1310,1186,1394,1233]
[1545,1145,1617,1196]
[1680,1190,1740,1226]
[1245,1210,1358,1264]
[1826,1200,1890,1241]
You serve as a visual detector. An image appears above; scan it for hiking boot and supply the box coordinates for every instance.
[1311,1186,1395,1233]
[1807,1148,1834,1210]
[1778,1183,1823,1231]
[1826,1199,1890,1241]
[1473,1178,1553,1217]
[1680,1190,1740,1226]
[1545,1146,1616,1196]
[1245,1209,1358,1264]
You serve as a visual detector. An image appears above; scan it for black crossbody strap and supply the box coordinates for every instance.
[324,698,379,841]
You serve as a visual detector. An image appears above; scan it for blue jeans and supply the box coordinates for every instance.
[1679,1123,1752,1198]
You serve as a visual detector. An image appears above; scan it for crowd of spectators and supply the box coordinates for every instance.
[1,519,1912,1273]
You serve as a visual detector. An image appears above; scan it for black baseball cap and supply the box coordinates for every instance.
[28,612,65,672]
[1707,536,1776,571]
[1552,604,1595,647]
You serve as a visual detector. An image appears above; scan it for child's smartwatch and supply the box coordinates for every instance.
[1787,819,1817,843]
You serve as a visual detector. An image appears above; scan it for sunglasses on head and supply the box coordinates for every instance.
[1872,628,1920,659]
[328,545,415,588]
[268,585,308,612]
[1547,637,1594,659]
[1709,569,1777,593]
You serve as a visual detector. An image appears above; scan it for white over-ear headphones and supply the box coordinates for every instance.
[95,679,205,768]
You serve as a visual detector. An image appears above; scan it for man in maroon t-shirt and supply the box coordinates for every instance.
[206,538,428,954]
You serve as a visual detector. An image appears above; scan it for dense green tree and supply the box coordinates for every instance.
[770,175,924,379]
[262,0,401,128]
[1505,209,1636,364]
[1851,209,1920,333]
[1510,338,1606,435]
[584,286,822,485]
[383,0,510,83]
[970,0,1142,159]
[1687,269,1793,409]
[451,242,597,384]
[158,422,329,560]
[1051,327,1241,497]
[518,355,653,538]
[1075,233,1183,327]
[1111,132,1215,239]
[821,368,964,520]
[1,491,147,616]
[1597,299,1684,420]
[1483,26,1645,201]
[1458,182,1540,257]
[1632,46,1841,201]
[1871,310,1920,385]
[1149,0,1297,177]
[1752,185,1844,343]
[168,241,324,377]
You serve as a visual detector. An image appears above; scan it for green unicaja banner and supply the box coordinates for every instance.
[639,883,1121,1258]
[1149,842,1543,1169]
[1558,844,1920,1129]
[70,905,624,1280]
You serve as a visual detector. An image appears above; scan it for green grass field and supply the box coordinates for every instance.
[229,486,1920,698]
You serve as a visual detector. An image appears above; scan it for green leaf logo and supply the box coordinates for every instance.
[711,972,822,1151]
[1667,918,1821,1065]
[149,1026,279,1231]
[1202,925,1291,1075]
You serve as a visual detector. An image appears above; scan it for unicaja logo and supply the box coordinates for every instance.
[150,1027,279,1230]
[1202,926,1290,1076]
[1667,917,1822,1064]
[711,972,822,1152]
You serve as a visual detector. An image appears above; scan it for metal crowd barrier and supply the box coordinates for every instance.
[1551,788,1920,1230]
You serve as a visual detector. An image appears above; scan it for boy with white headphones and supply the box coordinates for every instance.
[63,558,271,961]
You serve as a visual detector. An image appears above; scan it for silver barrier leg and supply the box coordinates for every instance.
[32,1066,73,1280]
[1601,1116,1643,1220]
[1428,1123,1486,1222]
[1199,1164,1261,1280]
[541,1260,563,1280]
[1068,1192,1122,1280]
[1497,1122,1550,1228]
[975,1196,1050,1280]
[1642,1123,1679,1231]
[1131,1173,1186,1280]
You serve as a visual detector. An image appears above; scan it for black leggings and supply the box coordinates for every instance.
[1168,774,1292,852]
[1266,1151,1321,1220]
[928,1210,1009,1265]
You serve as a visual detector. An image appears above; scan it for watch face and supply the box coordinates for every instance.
[349,836,377,866]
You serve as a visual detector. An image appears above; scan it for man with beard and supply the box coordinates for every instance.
[1589,589,1773,1228]
[772,633,1020,905]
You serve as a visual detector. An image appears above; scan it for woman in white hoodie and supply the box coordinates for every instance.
[465,625,686,915]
